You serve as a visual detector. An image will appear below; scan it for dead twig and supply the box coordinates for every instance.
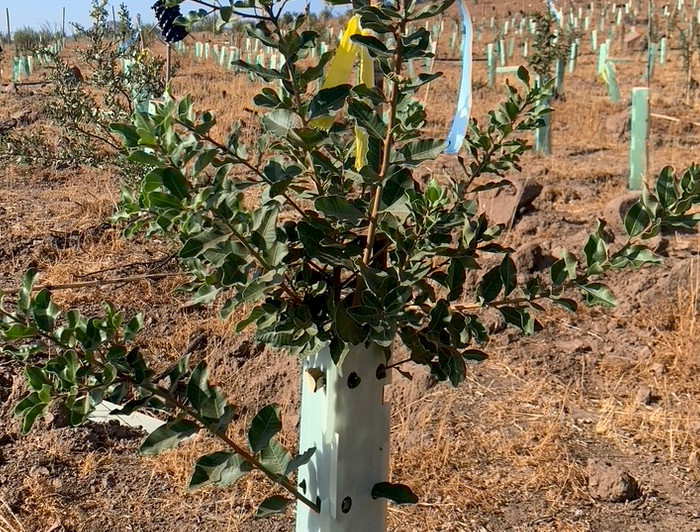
[73,253,178,278]
[1,273,182,296]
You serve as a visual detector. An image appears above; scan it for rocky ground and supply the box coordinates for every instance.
[1,3,700,530]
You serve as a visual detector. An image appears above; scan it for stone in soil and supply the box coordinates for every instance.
[587,458,641,502]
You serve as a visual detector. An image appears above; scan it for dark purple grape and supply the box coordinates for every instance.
[152,1,188,44]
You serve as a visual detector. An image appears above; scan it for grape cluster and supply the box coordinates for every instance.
[152,1,189,44]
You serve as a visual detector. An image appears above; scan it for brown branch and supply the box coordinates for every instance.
[139,382,320,513]
[354,21,405,304]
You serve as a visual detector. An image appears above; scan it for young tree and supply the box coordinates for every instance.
[2,1,700,530]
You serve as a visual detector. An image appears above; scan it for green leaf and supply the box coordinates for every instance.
[477,266,503,304]
[65,394,93,426]
[219,5,233,22]
[462,349,489,362]
[517,66,531,85]
[582,229,607,270]
[619,245,662,268]
[259,439,292,476]
[398,139,446,165]
[139,419,200,456]
[14,385,51,433]
[235,306,266,332]
[350,34,391,57]
[31,289,60,333]
[579,282,617,307]
[549,258,568,285]
[446,259,466,301]
[128,150,162,167]
[187,362,227,423]
[194,149,218,176]
[254,87,283,108]
[159,167,190,200]
[240,278,270,303]
[111,123,141,147]
[2,324,38,341]
[499,255,517,297]
[17,268,38,312]
[248,404,282,454]
[411,0,456,21]
[562,250,578,279]
[25,366,51,391]
[261,109,296,138]
[179,229,229,259]
[234,59,285,83]
[334,298,368,344]
[428,299,450,332]
[308,84,352,120]
[315,196,364,222]
[284,446,316,476]
[348,100,387,140]
[371,482,419,504]
[348,305,381,326]
[551,298,578,312]
[147,191,182,210]
[623,202,652,238]
[188,451,252,490]
[124,313,143,342]
[655,166,678,209]
[255,495,292,518]
[498,307,540,335]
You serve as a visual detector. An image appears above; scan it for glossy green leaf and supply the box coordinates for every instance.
[1,324,38,341]
[139,419,200,456]
[255,495,292,518]
[499,255,517,297]
[623,202,651,238]
[315,196,364,222]
[498,307,540,335]
[308,84,352,120]
[580,282,617,308]
[187,362,227,423]
[655,166,678,209]
[188,451,252,490]
[477,266,503,304]
[260,439,292,476]
[248,404,282,454]
[284,446,316,476]
[398,139,446,165]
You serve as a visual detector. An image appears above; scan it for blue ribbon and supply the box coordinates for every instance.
[444,0,473,155]
[545,0,562,22]
[443,0,562,155]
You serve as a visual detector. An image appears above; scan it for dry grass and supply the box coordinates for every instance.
[0,498,23,532]
[1,3,700,531]
[593,250,700,466]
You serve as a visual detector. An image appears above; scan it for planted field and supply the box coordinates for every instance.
[0,1,699,531]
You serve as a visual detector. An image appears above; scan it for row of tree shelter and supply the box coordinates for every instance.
[6,0,697,190]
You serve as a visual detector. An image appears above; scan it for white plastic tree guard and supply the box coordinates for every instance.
[296,344,391,532]
[88,400,165,434]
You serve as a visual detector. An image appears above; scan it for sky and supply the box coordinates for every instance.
[0,0,333,34]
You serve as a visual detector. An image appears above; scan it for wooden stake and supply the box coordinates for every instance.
[5,8,10,44]
[165,43,171,87]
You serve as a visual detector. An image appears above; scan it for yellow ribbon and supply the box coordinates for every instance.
[310,15,374,169]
